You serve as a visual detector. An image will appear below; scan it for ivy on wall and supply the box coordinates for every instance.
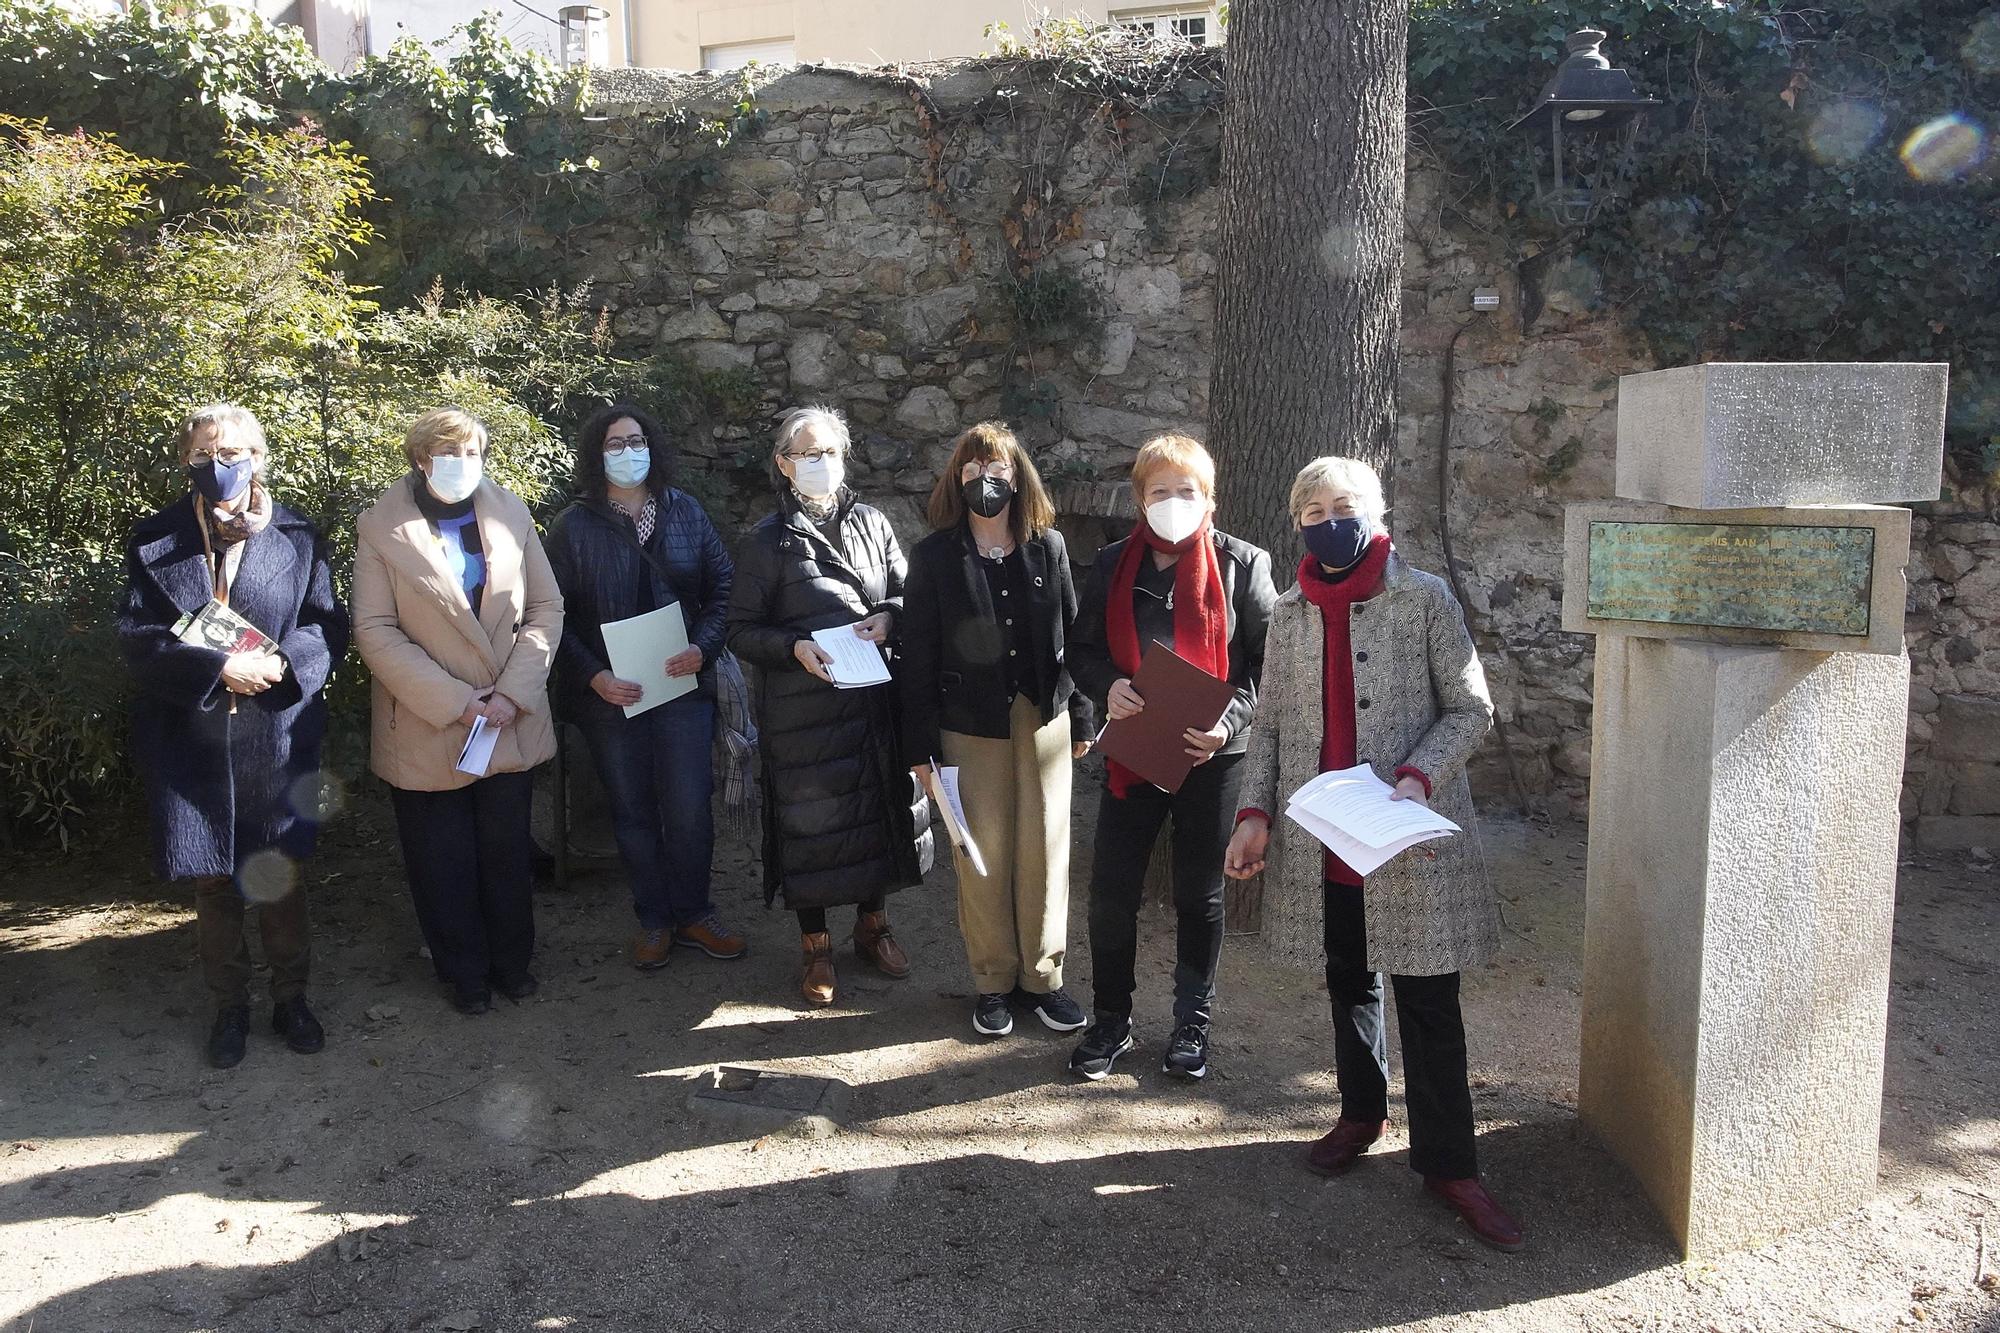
[1406,0,2000,471]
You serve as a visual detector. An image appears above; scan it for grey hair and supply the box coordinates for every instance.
[772,404,850,459]
[175,402,268,461]
[1288,455,1388,525]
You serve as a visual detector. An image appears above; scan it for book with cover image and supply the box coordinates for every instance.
[170,599,279,658]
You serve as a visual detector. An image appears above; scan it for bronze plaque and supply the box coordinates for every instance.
[1586,521,1876,636]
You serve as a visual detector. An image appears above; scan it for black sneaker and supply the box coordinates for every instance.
[1017,986,1089,1032]
[207,1004,250,1069]
[1069,1016,1135,1081]
[972,992,1014,1036]
[271,996,325,1054]
[1162,1022,1209,1080]
[453,988,492,1016]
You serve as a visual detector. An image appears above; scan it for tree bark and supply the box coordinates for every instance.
[1211,0,1408,564]
[1210,0,1409,932]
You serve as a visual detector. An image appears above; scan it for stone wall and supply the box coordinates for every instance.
[549,61,1998,842]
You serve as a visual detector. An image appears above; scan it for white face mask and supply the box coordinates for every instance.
[1146,496,1207,546]
[604,447,651,488]
[789,453,843,499]
[427,455,482,504]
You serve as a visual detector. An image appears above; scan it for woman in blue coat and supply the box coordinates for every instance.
[116,404,350,1070]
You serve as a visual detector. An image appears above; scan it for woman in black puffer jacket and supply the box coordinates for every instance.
[727,404,933,1007]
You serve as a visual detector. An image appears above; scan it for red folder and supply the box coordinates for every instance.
[1096,641,1237,794]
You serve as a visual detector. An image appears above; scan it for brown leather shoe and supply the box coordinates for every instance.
[1424,1175,1526,1252]
[1304,1117,1390,1177]
[674,913,747,960]
[853,910,910,979]
[632,927,673,971]
[800,931,836,1006]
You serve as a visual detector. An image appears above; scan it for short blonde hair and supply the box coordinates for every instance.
[403,408,489,470]
[176,403,267,464]
[773,404,850,460]
[1130,433,1215,499]
[1288,456,1387,525]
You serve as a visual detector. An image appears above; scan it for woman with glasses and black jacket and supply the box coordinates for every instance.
[546,404,745,972]
[726,404,933,1008]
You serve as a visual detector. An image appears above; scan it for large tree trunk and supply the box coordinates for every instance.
[1210,0,1410,932]
[1211,0,1408,560]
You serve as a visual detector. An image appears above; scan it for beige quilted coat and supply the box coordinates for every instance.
[1239,552,1499,977]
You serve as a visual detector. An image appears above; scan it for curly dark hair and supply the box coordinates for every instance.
[573,403,673,500]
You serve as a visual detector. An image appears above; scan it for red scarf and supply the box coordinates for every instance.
[1295,534,1393,884]
[1104,515,1229,797]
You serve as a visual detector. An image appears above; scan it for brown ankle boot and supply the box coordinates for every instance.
[853,910,910,979]
[800,931,835,1006]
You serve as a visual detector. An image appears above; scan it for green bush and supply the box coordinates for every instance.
[0,117,678,843]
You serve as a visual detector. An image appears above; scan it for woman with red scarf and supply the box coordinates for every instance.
[1223,457,1521,1253]
[1067,434,1276,1082]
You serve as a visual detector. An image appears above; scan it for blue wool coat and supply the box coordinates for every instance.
[116,495,350,880]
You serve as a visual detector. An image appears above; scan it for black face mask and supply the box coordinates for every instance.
[1303,514,1373,570]
[962,475,1014,520]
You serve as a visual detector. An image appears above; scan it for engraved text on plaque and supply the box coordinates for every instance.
[1585,521,1875,636]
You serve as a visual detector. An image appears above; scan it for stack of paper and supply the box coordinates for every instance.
[929,763,987,877]
[1285,764,1460,876]
[457,715,499,776]
[811,622,891,688]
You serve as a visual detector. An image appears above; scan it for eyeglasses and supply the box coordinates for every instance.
[960,460,1015,479]
[604,433,648,456]
[188,448,252,464]
[783,447,840,464]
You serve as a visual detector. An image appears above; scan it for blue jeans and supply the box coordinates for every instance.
[577,694,717,930]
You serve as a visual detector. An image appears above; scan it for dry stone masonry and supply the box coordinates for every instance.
[544,62,1997,845]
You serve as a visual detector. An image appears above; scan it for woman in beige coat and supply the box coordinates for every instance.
[1224,456,1522,1252]
[353,408,564,1015]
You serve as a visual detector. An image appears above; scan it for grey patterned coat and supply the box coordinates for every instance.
[1239,552,1499,977]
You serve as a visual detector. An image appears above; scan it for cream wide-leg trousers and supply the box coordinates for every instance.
[938,694,1073,995]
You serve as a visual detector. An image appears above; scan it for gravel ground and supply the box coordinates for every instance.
[3,779,1997,1333]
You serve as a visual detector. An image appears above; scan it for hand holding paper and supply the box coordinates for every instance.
[600,602,696,718]
[810,622,892,688]
[929,762,987,877]
[1284,764,1460,877]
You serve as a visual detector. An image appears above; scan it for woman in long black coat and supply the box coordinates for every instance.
[116,403,349,1070]
[727,404,932,1008]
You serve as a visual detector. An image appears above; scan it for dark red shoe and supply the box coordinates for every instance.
[1424,1175,1526,1252]
[1305,1118,1390,1177]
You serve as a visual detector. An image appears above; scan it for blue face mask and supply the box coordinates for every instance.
[604,446,651,488]
[190,456,255,504]
[1302,514,1373,570]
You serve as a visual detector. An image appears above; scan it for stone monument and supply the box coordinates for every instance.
[1562,361,1948,1258]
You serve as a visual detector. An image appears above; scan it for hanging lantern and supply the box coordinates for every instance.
[1508,29,1662,228]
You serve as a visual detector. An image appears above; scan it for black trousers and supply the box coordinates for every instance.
[1323,880,1477,1179]
[1087,751,1243,1027]
[390,772,536,1000]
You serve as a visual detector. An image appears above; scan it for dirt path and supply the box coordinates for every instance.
[3,786,1996,1332]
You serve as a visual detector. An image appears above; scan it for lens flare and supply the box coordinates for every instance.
[1806,100,1887,164]
[240,849,298,904]
[1900,114,1989,182]
[288,769,345,823]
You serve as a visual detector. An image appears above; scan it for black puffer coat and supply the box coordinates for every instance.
[726,491,933,910]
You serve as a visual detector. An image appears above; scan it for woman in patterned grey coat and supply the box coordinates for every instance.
[1224,456,1524,1253]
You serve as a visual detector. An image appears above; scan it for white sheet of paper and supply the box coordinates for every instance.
[1283,763,1459,875]
[600,602,695,718]
[931,763,988,878]
[456,715,499,777]
[810,622,891,689]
